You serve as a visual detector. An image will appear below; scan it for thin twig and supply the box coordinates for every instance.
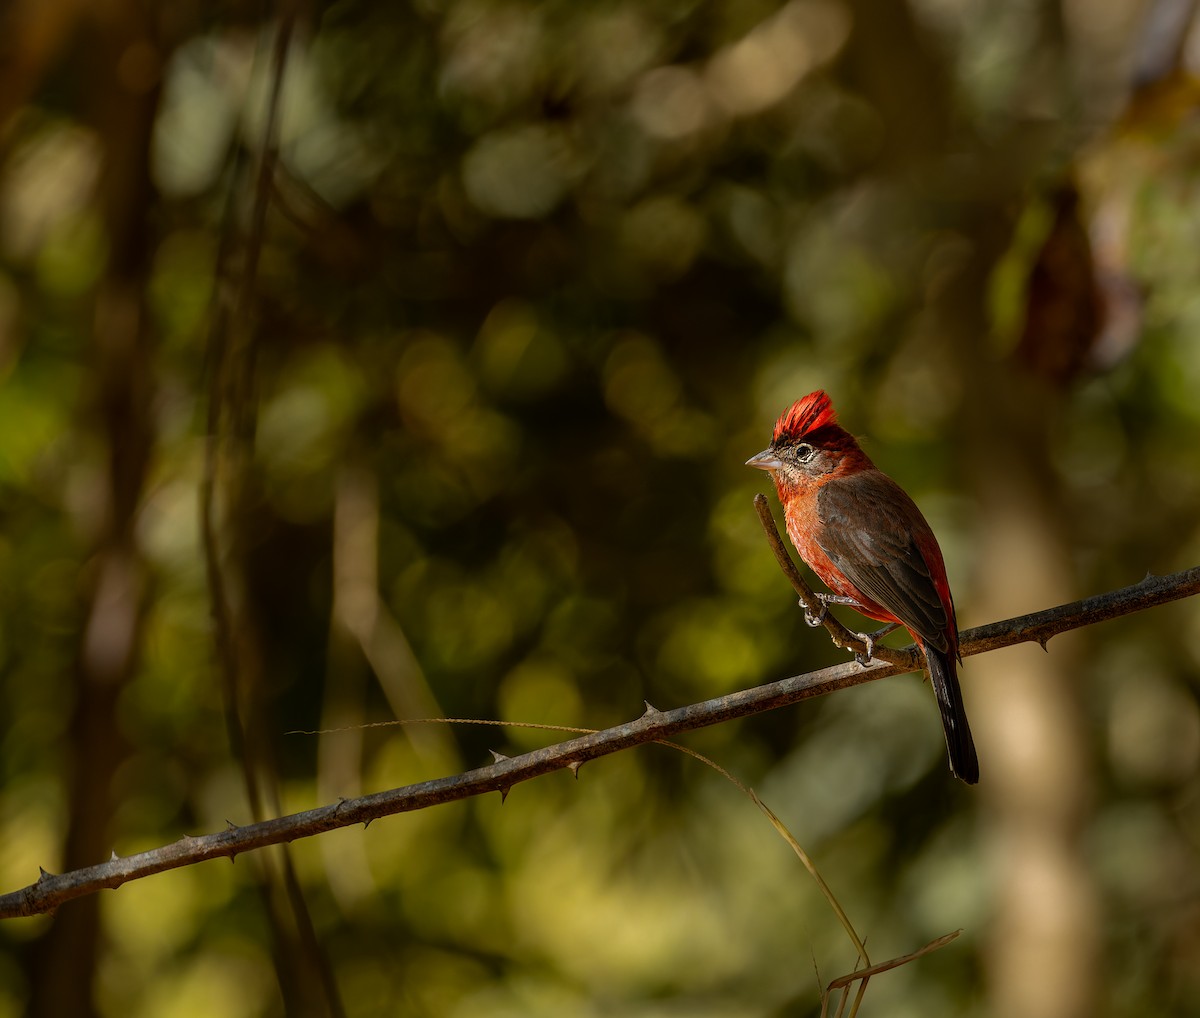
[826,930,962,991]
[2,565,1198,918]
[750,791,868,963]
[200,10,295,822]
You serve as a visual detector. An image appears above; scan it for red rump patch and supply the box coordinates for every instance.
[772,390,839,443]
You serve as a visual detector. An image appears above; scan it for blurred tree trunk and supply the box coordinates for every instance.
[970,380,1099,1018]
[26,6,161,1017]
[844,0,1102,1010]
[940,244,1101,1018]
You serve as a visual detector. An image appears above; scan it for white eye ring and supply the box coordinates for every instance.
[795,443,816,462]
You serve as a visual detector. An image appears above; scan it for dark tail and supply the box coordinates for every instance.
[926,647,979,784]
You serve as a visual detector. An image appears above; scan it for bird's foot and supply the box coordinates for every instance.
[853,622,900,665]
[802,593,857,627]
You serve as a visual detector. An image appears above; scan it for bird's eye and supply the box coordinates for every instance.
[795,443,816,462]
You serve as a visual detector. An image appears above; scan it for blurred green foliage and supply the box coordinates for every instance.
[2,0,1200,1016]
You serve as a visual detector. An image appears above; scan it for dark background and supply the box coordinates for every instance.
[1,0,1199,1015]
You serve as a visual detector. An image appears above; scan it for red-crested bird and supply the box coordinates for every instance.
[747,391,979,784]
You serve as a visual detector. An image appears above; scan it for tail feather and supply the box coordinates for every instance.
[926,647,979,784]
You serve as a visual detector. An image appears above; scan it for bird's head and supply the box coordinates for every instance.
[746,390,870,491]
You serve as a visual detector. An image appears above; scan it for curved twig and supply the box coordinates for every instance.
[753,493,916,668]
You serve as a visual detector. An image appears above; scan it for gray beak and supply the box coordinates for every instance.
[745,449,782,471]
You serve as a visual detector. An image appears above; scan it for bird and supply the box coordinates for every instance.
[746,390,979,784]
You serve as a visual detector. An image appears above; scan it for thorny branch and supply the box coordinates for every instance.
[2,507,1198,918]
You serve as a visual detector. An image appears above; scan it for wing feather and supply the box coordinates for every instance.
[815,472,951,652]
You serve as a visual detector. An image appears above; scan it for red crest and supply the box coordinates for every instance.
[772,390,839,443]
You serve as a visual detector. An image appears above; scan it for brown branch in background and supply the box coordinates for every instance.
[3,561,1197,920]
[201,6,295,823]
[25,5,163,1015]
[0,1,84,133]
[196,11,346,1018]
[327,462,456,764]
[319,463,459,905]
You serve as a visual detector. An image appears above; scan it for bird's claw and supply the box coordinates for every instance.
[802,599,828,627]
[853,622,900,666]
[804,591,859,627]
